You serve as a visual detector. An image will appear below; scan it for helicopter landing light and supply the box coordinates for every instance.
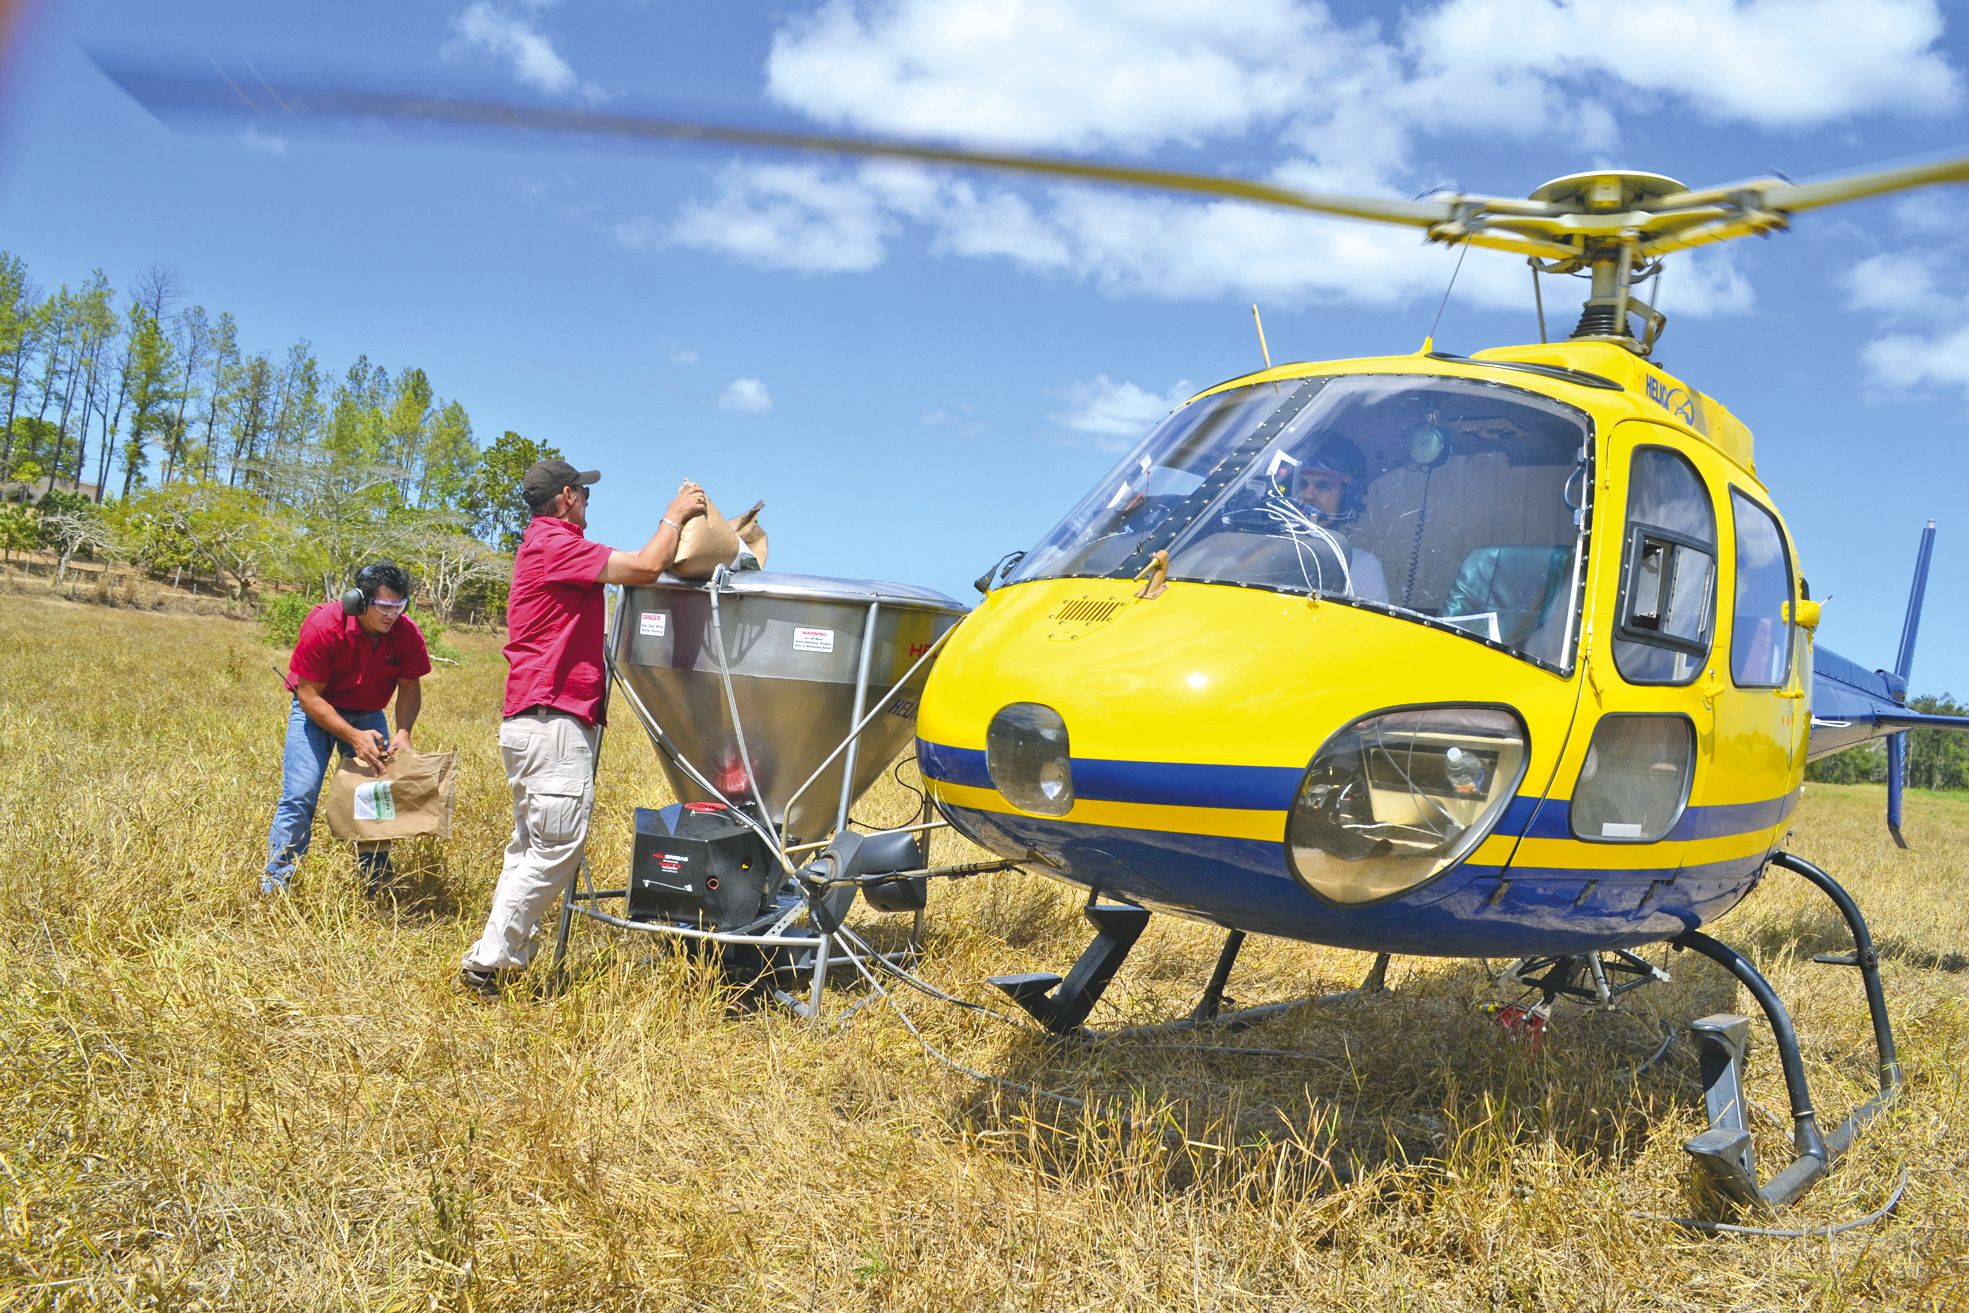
[1288,706,1530,907]
[986,703,1074,817]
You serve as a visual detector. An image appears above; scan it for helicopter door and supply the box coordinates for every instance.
[1711,485,1806,847]
[1531,422,1724,908]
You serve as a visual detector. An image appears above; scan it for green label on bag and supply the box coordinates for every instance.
[354,780,396,821]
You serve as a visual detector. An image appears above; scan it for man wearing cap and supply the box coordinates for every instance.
[459,459,707,998]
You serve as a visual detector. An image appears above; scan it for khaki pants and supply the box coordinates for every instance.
[463,710,597,972]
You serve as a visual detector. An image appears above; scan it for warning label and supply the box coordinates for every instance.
[354,781,396,822]
[639,612,667,638]
[793,627,835,653]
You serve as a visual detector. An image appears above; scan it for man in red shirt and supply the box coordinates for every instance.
[460,459,705,997]
[263,560,431,894]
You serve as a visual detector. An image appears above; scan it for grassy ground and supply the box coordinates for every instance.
[2,592,1966,1311]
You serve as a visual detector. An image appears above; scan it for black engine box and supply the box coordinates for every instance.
[627,802,774,929]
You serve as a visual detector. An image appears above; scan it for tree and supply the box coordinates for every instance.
[226,351,274,488]
[417,398,476,511]
[380,366,432,501]
[48,273,115,490]
[460,430,562,550]
[0,500,37,563]
[0,253,43,480]
[198,311,241,483]
[119,305,181,498]
[1905,694,1969,791]
[162,304,212,484]
[38,493,115,584]
[394,511,508,622]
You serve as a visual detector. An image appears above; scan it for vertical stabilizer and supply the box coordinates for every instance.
[1885,521,1937,848]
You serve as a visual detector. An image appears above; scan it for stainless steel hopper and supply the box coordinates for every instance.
[610,571,968,842]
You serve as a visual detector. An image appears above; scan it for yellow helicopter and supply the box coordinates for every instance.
[98,60,1969,1215]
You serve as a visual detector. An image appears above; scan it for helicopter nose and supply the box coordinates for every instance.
[985,702,1073,815]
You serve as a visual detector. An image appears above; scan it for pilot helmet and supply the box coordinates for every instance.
[1281,433,1369,523]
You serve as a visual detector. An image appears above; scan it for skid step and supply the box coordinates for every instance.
[990,903,1150,1033]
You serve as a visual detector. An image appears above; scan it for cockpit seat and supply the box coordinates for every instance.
[1440,545,1572,647]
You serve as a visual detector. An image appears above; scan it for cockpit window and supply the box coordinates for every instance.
[1007,373,1594,672]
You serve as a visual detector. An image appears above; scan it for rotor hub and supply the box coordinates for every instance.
[1528,171,1688,211]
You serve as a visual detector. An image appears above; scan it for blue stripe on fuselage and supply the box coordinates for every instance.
[933,802,1764,957]
[1517,791,1799,843]
[918,739,1796,848]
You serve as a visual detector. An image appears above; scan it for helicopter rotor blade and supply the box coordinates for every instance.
[1664,155,1969,217]
[96,58,1477,232]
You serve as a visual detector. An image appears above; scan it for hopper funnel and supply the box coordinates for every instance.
[611,571,967,842]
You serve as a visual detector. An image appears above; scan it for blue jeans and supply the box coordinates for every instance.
[263,697,392,891]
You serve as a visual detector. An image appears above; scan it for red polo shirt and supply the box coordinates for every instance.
[503,515,615,725]
[286,602,432,712]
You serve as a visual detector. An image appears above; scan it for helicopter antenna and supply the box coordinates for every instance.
[1250,304,1274,372]
[1429,240,1471,346]
[1530,260,1548,344]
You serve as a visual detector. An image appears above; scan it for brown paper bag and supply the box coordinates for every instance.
[327,745,458,841]
[732,500,769,566]
[672,486,769,578]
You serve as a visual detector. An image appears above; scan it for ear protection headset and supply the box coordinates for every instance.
[341,561,409,616]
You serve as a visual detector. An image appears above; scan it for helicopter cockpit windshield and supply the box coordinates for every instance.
[1007,374,1593,672]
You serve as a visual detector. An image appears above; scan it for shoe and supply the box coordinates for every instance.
[361,857,399,897]
[457,967,503,1000]
[260,871,293,896]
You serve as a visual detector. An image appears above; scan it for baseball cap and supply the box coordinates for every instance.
[521,459,600,506]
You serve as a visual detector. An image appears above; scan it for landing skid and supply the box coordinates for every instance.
[988,851,1902,1219]
[989,901,1391,1038]
[1672,851,1902,1215]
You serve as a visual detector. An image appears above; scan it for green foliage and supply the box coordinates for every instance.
[0,501,36,562]
[415,615,462,664]
[1806,694,1969,790]
[1906,693,1969,790]
[459,430,562,551]
[1803,744,1882,787]
[0,251,497,606]
[1807,742,1885,784]
[260,591,317,648]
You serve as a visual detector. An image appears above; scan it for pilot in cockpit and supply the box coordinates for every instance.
[1282,435,1389,603]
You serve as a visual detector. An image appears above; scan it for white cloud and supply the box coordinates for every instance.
[1843,251,1949,321]
[923,401,987,439]
[240,126,287,156]
[449,2,603,100]
[669,348,701,367]
[670,164,892,272]
[609,215,663,251]
[1053,374,1194,449]
[1404,0,1957,131]
[636,0,1960,312]
[1860,324,1969,394]
[767,0,1346,153]
[719,378,774,413]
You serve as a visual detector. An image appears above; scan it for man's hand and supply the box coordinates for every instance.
[349,728,391,771]
[667,484,708,526]
[391,726,413,756]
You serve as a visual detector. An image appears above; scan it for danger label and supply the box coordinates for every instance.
[639,612,667,638]
[793,626,835,653]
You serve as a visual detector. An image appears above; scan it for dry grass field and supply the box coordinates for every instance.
[2,590,1966,1311]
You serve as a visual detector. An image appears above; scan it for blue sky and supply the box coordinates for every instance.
[3,0,1968,695]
